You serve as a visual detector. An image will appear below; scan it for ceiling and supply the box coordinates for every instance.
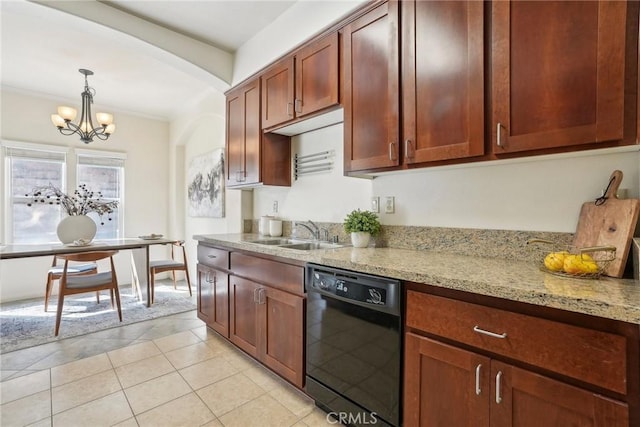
[0,0,297,120]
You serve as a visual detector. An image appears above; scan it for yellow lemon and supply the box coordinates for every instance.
[544,251,567,271]
[563,255,599,275]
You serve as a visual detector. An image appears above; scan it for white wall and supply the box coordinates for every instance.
[0,89,171,301]
[170,90,245,279]
[372,148,640,232]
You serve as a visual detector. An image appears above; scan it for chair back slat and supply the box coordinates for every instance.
[57,250,119,263]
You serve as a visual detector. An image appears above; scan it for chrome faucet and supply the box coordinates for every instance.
[295,220,320,240]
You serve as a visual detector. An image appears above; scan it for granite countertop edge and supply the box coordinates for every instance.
[194,234,640,325]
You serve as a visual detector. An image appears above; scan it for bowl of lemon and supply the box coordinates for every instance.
[527,239,616,279]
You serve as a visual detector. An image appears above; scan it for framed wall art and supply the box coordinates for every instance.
[187,149,225,217]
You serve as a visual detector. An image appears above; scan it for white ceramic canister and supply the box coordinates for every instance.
[259,216,273,236]
[269,219,283,237]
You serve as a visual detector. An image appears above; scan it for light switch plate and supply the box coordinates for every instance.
[385,196,395,214]
[371,196,380,213]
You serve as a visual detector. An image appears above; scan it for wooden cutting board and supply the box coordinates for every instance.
[573,170,640,278]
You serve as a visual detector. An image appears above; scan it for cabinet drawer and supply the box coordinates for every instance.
[406,290,627,394]
[230,252,304,296]
[197,245,229,270]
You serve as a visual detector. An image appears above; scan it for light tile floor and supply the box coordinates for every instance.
[0,310,338,426]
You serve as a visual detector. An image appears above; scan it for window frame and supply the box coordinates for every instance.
[1,140,126,244]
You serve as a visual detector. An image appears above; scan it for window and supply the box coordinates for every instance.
[76,151,125,240]
[4,144,67,243]
[2,141,126,244]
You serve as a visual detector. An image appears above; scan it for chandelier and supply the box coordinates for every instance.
[50,69,116,144]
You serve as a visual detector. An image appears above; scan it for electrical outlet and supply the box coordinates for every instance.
[385,196,395,214]
[272,201,278,213]
[371,196,380,213]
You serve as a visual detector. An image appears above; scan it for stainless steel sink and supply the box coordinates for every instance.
[279,242,344,251]
[247,239,295,245]
[247,238,346,250]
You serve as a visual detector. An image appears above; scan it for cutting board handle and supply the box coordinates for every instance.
[596,170,623,205]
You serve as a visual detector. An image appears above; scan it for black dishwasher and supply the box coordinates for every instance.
[305,263,401,427]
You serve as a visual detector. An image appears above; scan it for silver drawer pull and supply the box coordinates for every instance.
[495,371,503,403]
[475,364,482,395]
[207,254,217,258]
[473,325,507,339]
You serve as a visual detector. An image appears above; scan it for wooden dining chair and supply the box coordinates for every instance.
[149,241,192,304]
[54,250,122,336]
[45,255,98,312]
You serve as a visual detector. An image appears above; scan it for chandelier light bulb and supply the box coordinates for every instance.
[51,68,115,144]
[51,114,66,128]
[96,112,113,126]
[57,106,77,121]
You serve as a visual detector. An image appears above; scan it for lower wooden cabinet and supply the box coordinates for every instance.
[229,274,304,387]
[197,242,306,389]
[404,287,636,426]
[196,264,229,337]
[404,333,628,427]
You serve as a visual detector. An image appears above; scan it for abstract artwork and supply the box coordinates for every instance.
[187,149,225,217]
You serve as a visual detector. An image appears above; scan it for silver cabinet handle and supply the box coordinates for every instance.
[495,371,503,404]
[404,139,413,159]
[388,141,397,161]
[295,98,302,114]
[475,364,482,395]
[207,254,217,259]
[496,122,503,147]
[473,325,507,339]
[258,288,266,304]
[253,288,259,303]
[287,102,294,116]
[204,271,211,283]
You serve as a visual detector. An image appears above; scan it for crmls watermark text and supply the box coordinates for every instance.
[327,411,378,425]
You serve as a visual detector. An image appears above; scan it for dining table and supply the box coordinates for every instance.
[0,237,178,307]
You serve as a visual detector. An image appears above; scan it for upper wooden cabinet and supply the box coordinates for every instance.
[344,0,485,174]
[226,78,291,188]
[342,1,400,172]
[402,0,485,163]
[491,0,635,154]
[261,33,339,130]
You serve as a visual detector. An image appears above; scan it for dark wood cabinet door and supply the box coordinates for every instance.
[229,275,260,358]
[342,1,400,173]
[491,361,629,427]
[491,1,629,153]
[211,268,229,338]
[295,32,339,118]
[196,264,214,325]
[196,264,229,337]
[404,332,490,427]
[261,57,295,129]
[402,0,484,163]
[226,78,261,187]
[258,286,304,388]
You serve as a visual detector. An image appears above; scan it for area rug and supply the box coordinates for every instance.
[0,280,196,354]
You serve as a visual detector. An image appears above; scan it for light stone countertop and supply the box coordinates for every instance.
[194,233,640,325]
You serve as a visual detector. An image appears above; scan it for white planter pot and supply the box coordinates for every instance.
[56,215,97,244]
[350,232,371,248]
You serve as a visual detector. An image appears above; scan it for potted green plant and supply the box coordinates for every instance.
[343,209,381,248]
